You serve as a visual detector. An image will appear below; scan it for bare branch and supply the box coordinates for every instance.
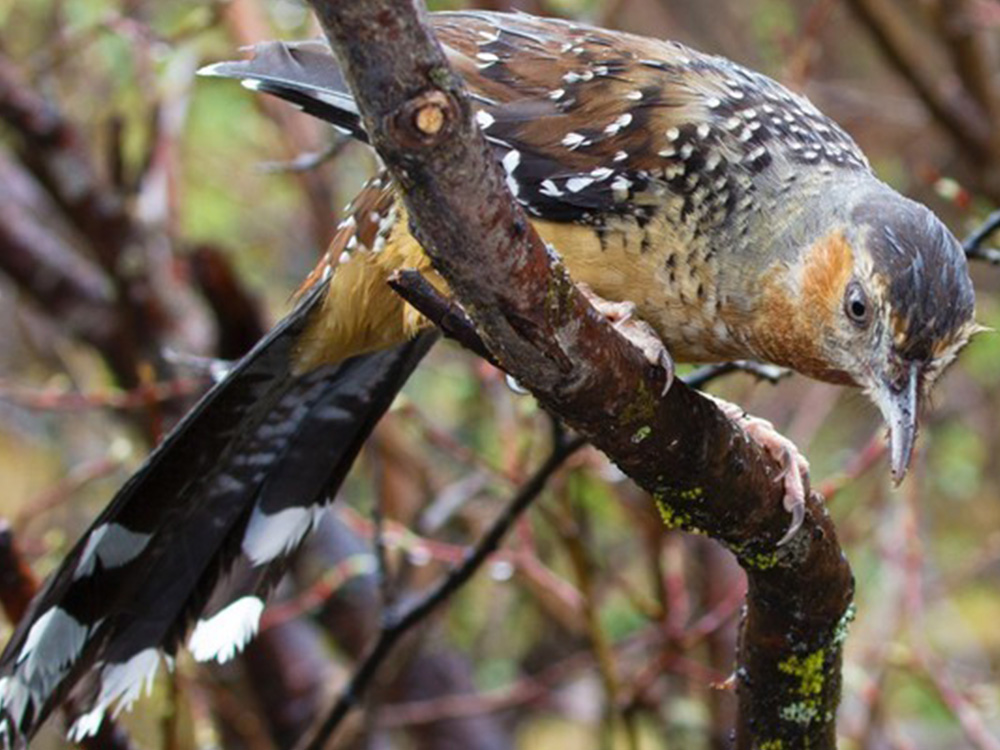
[302,2,853,749]
[0,54,137,271]
[390,269,788,389]
[683,361,790,390]
[388,269,499,366]
[964,209,1000,264]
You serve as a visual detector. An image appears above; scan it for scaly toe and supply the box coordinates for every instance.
[777,448,808,544]
[704,395,811,545]
[578,283,673,394]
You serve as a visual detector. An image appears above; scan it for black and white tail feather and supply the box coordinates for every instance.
[0,277,435,746]
[199,40,368,141]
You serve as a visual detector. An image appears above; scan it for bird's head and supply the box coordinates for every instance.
[846,196,979,481]
[757,188,979,482]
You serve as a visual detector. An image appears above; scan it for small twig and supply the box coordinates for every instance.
[369,446,396,610]
[388,270,499,367]
[817,431,887,502]
[15,456,124,528]
[257,136,352,174]
[220,0,335,251]
[842,0,991,161]
[682,361,790,390]
[963,209,1000,264]
[911,648,1000,750]
[0,378,204,414]
[551,477,629,746]
[297,433,586,750]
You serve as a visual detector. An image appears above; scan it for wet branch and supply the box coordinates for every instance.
[390,267,788,389]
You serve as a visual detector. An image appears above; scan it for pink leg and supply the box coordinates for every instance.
[578,284,674,393]
[707,395,810,545]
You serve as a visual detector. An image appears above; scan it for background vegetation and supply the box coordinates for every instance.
[0,0,998,748]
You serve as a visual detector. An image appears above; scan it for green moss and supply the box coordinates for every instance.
[742,550,780,570]
[543,260,578,327]
[779,649,826,697]
[631,425,652,444]
[759,741,784,750]
[832,604,856,646]
[676,486,704,502]
[428,66,453,88]
[619,378,659,425]
[776,649,830,727]
[652,495,692,530]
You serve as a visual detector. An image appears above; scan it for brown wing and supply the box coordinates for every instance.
[430,11,868,225]
[203,10,870,226]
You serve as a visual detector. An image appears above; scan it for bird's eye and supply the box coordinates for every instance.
[844,281,871,327]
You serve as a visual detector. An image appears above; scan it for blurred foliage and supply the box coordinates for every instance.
[0,0,998,749]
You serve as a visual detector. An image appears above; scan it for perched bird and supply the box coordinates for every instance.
[0,10,978,746]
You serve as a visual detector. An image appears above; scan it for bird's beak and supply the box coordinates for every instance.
[875,360,921,484]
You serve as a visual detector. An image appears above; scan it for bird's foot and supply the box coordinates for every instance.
[578,284,674,394]
[707,395,810,545]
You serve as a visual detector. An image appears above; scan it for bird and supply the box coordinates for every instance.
[0,9,978,746]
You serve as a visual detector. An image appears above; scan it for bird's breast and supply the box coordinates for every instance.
[533,216,753,363]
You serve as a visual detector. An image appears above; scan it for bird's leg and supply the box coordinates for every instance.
[705,394,810,545]
[578,283,674,394]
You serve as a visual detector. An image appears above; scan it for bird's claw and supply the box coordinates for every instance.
[707,396,811,545]
[579,283,674,394]
[777,485,806,546]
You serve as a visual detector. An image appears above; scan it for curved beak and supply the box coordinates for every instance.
[875,360,921,484]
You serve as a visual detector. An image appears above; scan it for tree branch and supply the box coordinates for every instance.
[0,52,173,391]
[390,267,788,389]
[304,2,854,748]
[963,209,1000,265]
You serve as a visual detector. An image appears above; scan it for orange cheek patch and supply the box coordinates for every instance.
[754,276,829,378]
[748,231,857,384]
[801,230,855,326]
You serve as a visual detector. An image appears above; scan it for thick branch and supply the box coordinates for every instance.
[0,55,135,272]
[307,2,853,748]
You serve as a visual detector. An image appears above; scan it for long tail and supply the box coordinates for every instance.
[0,277,436,745]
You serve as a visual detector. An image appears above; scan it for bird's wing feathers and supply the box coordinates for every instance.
[200,11,867,228]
